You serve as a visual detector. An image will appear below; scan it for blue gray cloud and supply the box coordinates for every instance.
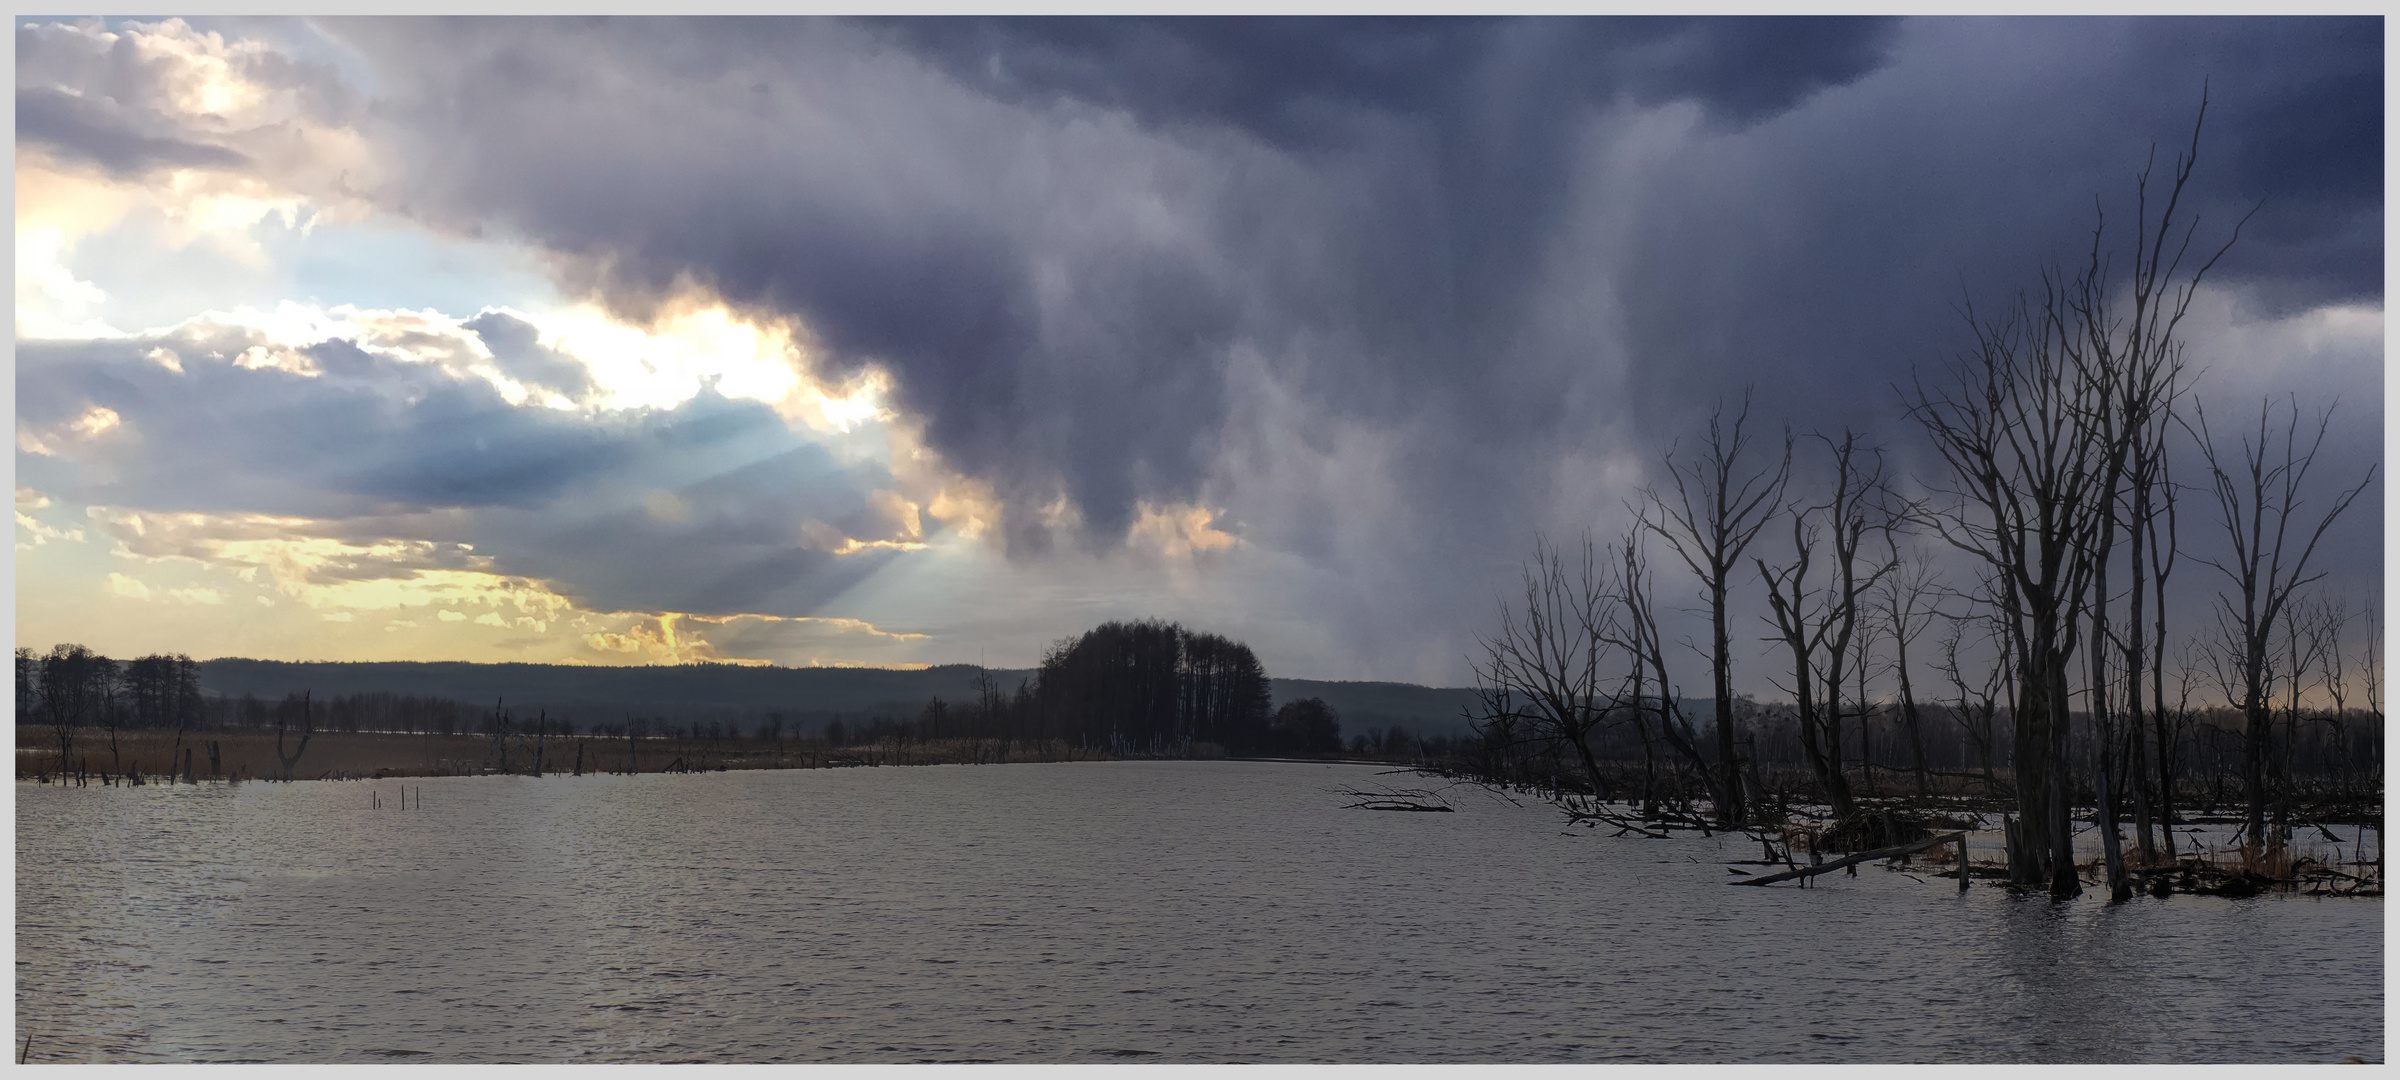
[15,16,2380,680]
[17,324,911,618]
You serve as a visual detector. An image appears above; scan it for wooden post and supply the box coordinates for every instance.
[1957,835,1970,893]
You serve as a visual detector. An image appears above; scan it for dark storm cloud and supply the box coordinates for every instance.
[23,16,2373,679]
[1607,16,2381,443]
[278,16,2378,679]
[16,332,908,617]
[862,17,1901,147]
[322,16,1909,554]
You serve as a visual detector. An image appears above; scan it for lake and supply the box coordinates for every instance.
[14,760,2383,1063]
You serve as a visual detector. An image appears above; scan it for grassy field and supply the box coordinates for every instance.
[14,726,1129,782]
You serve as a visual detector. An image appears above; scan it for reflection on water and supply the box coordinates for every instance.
[15,761,2382,1063]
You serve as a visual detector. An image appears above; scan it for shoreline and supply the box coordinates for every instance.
[13,726,1388,784]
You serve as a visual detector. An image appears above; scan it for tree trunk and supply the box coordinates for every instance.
[2044,661,2080,899]
[1895,639,1930,801]
[1710,584,1746,827]
[2244,694,2271,846]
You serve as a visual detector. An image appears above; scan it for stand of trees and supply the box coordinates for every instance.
[1464,97,2379,900]
[1035,619,1273,754]
[15,619,1310,776]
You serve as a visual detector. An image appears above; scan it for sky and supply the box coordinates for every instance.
[12,16,2383,689]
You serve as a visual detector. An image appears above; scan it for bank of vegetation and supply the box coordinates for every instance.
[15,619,1361,784]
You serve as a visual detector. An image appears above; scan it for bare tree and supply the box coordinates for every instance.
[1757,430,1896,825]
[2275,598,2335,814]
[2361,589,2383,786]
[1616,530,1733,819]
[274,690,315,782]
[39,644,102,781]
[1469,534,1628,802]
[2141,433,2185,844]
[1875,546,1943,800]
[2070,158,2217,900]
[1904,94,2247,899]
[1905,280,2110,898]
[14,647,37,725]
[1642,389,1792,827]
[1935,603,2010,796]
[2304,594,2355,793]
[2193,395,2373,848]
[92,655,124,777]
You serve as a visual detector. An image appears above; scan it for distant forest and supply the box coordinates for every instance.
[14,621,1460,760]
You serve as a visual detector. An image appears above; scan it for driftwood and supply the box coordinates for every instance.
[1341,786,1453,812]
[1730,831,1968,887]
[1565,811,1671,839]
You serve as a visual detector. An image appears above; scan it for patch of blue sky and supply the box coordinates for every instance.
[74,209,556,337]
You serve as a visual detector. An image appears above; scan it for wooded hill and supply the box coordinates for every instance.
[192,658,1484,739]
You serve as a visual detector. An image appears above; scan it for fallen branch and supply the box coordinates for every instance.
[1565,808,1672,839]
[1340,785,1454,812]
[1729,831,1968,887]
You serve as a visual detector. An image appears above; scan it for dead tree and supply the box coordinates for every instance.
[487,697,511,774]
[2120,421,2176,862]
[2276,598,2335,820]
[1469,534,1629,803]
[93,656,125,778]
[1905,94,2249,900]
[2307,595,2354,795]
[2140,435,2185,843]
[1616,531,1732,818]
[38,644,102,782]
[1757,430,1895,825]
[1935,604,2011,796]
[2194,395,2373,850]
[274,690,315,782]
[1904,283,2106,899]
[1641,389,1792,828]
[2064,105,2238,901]
[1876,546,1943,800]
[2362,597,2383,791]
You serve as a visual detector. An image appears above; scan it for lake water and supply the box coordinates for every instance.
[15,761,2383,1063]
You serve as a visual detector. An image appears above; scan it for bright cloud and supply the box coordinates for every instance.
[58,500,937,667]
[105,571,152,600]
[15,18,389,339]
